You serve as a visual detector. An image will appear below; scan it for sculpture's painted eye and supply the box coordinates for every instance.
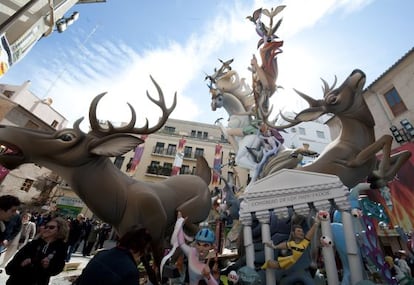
[59,133,75,141]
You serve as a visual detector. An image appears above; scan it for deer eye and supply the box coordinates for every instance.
[58,133,75,141]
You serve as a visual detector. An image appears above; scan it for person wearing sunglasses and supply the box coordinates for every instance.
[5,217,69,285]
[170,211,218,285]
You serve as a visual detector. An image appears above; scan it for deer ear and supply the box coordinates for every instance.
[296,107,325,122]
[90,135,144,156]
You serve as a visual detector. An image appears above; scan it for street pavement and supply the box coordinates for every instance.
[0,240,116,285]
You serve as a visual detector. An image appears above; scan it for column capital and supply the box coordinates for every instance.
[256,210,271,224]
[239,212,253,226]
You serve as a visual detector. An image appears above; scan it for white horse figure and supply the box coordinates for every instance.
[210,81,284,183]
[207,60,286,184]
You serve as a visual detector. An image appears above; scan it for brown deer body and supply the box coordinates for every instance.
[0,78,212,282]
[262,69,411,188]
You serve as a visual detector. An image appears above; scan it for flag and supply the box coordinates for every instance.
[128,135,148,173]
[171,137,186,176]
[212,144,222,186]
[0,164,10,181]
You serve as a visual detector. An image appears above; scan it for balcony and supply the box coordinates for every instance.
[152,147,176,157]
[146,165,172,177]
[152,148,202,161]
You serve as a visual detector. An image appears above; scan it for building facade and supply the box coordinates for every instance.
[0,81,69,205]
[361,47,414,255]
[0,0,104,77]
[111,118,249,190]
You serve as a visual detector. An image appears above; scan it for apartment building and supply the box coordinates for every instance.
[112,118,249,190]
[0,0,104,77]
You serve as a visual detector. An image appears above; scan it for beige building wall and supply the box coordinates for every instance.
[366,48,414,147]
[117,118,249,190]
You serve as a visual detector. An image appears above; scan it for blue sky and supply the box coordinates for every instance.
[1,0,414,130]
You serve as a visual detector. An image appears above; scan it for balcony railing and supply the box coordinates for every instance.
[152,147,176,157]
[146,165,172,176]
[152,147,203,160]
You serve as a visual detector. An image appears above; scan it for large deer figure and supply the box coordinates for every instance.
[262,69,411,188]
[0,77,212,283]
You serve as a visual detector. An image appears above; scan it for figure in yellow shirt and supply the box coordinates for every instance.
[262,211,324,270]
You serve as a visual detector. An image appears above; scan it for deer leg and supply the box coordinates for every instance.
[341,135,393,169]
[372,150,411,185]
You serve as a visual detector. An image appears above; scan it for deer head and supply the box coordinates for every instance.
[265,69,371,129]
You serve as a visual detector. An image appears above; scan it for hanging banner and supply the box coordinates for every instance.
[0,33,12,78]
[365,142,414,232]
[212,143,222,186]
[127,135,148,174]
[171,137,186,176]
[0,164,10,181]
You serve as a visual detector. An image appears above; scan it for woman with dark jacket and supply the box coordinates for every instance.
[5,217,69,285]
[75,226,152,285]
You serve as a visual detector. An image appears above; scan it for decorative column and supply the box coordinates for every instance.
[320,212,339,285]
[240,212,254,268]
[342,210,363,284]
[256,210,276,285]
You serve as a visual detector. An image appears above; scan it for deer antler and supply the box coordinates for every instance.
[89,76,177,136]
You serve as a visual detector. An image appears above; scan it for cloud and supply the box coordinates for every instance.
[6,0,377,131]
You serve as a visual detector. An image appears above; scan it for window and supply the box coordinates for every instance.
[150,161,160,168]
[316,130,325,139]
[51,120,58,128]
[164,126,176,133]
[166,144,176,156]
[126,158,133,172]
[384,87,407,116]
[191,130,196,137]
[291,127,296,133]
[162,162,173,176]
[298,127,306,135]
[203,132,208,139]
[113,156,125,169]
[180,165,190,175]
[21,179,34,192]
[184,146,193,158]
[194,148,204,158]
[154,142,164,154]
[3,90,14,98]
[147,161,160,174]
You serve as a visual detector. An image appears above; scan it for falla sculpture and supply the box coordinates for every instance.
[207,6,411,189]
[0,76,212,284]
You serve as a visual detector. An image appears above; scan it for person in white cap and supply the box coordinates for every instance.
[398,250,412,277]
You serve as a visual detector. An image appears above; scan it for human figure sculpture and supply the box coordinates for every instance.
[261,211,324,270]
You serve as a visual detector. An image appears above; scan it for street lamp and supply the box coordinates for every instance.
[56,11,80,33]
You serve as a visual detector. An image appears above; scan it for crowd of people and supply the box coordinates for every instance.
[385,250,414,284]
[0,194,114,284]
[3,193,414,285]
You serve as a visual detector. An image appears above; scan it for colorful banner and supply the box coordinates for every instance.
[364,142,414,231]
[171,137,186,176]
[0,164,10,181]
[0,33,12,78]
[212,144,223,186]
[128,135,148,173]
